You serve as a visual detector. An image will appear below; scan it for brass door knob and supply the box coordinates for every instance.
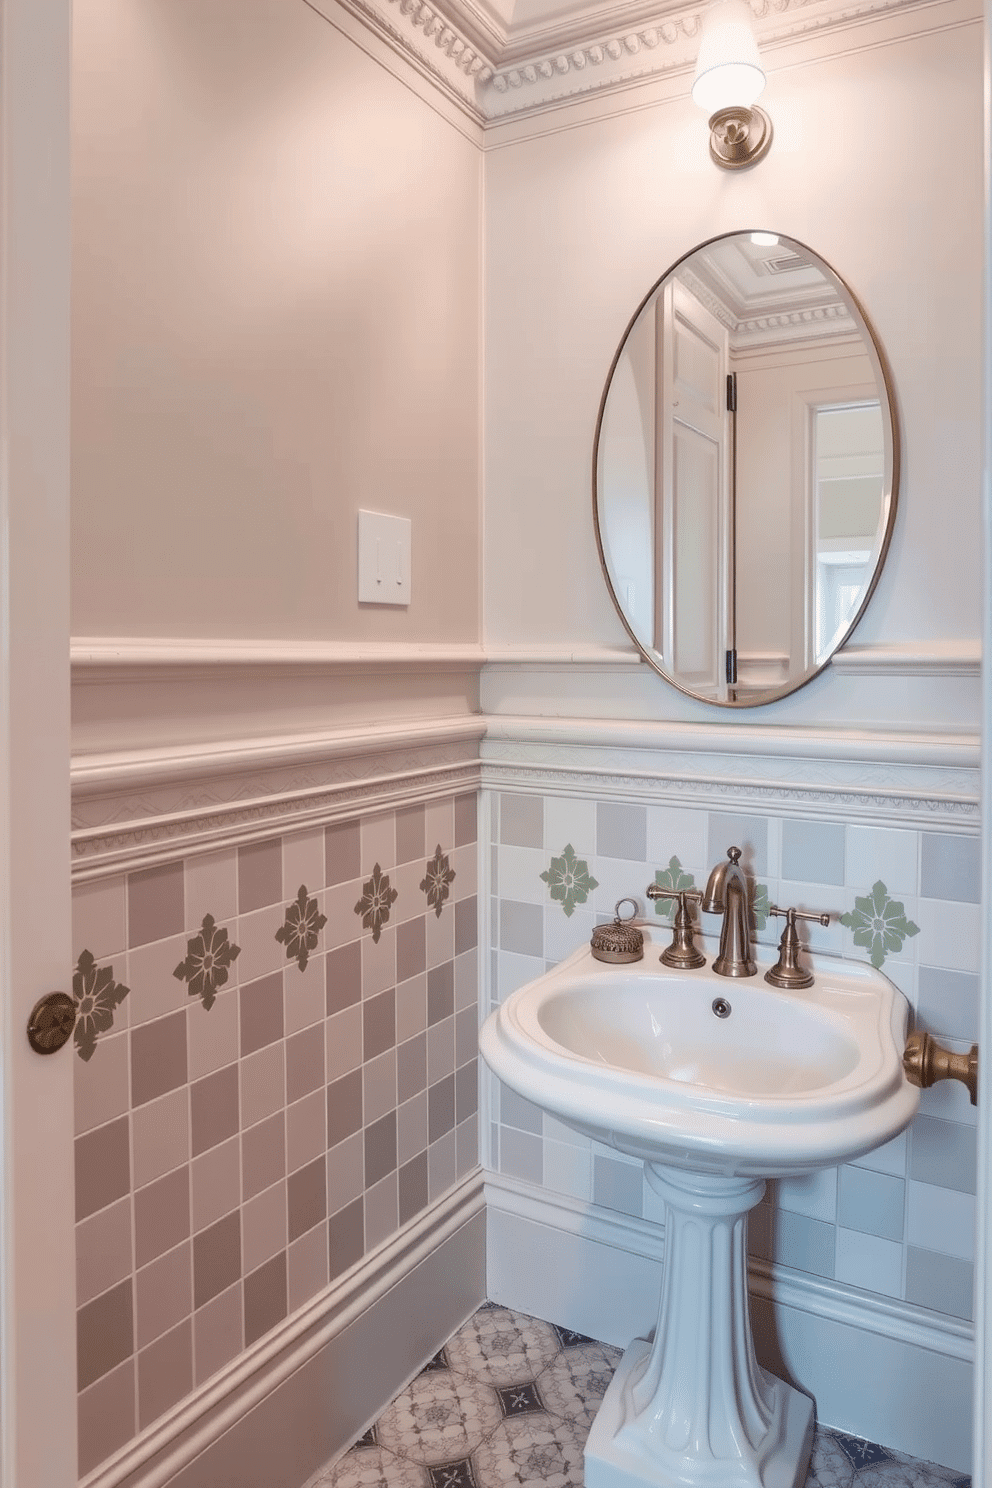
[903,1031,978,1106]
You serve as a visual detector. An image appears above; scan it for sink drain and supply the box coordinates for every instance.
[712,998,732,1019]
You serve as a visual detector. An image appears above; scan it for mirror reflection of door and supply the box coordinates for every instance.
[812,400,884,661]
[657,280,730,697]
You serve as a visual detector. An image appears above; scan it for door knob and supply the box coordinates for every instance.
[26,992,76,1055]
[903,1031,978,1106]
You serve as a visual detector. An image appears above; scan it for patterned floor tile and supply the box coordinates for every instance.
[835,1436,893,1471]
[376,1373,503,1466]
[314,1443,428,1488]
[445,1308,561,1389]
[472,1413,587,1488]
[807,1432,857,1488]
[856,1461,969,1488]
[428,1459,479,1488]
[537,1343,622,1431]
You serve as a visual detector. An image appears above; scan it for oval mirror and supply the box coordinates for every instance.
[594,232,899,705]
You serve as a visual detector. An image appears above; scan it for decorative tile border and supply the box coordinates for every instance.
[174,914,240,1009]
[278,884,328,970]
[540,845,598,918]
[72,950,129,1062]
[841,881,920,969]
[421,847,456,918]
[355,865,399,944]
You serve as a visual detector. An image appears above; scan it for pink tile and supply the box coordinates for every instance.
[327,1132,365,1215]
[363,1050,397,1125]
[77,1277,133,1390]
[77,1358,136,1478]
[238,839,283,915]
[287,1090,326,1175]
[396,973,427,1043]
[451,842,479,898]
[325,939,361,1015]
[193,1211,241,1309]
[191,1063,239,1158]
[454,793,477,847]
[288,1156,326,1242]
[323,880,363,951]
[286,1023,324,1103]
[185,849,238,930]
[74,1028,130,1136]
[76,1197,132,1307]
[427,1017,456,1086]
[134,1166,190,1269]
[365,1172,399,1252]
[132,1086,189,1189]
[242,1111,286,1201]
[325,820,360,887]
[397,1091,429,1166]
[128,861,184,949]
[428,1131,457,1202]
[392,860,426,916]
[361,924,396,998]
[425,801,454,855]
[396,805,426,867]
[242,1180,288,1275]
[191,1136,241,1234]
[136,1241,193,1349]
[241,1041,286,1129]
[236,905,286,983]
[456,1115,479,1180]
[325,1004,362,1083]
[73,876,126,962]
[127,935,189,1028]
[288,1222,328,1312]
[193,1281,243,1386]
[75,1116,130,1222]
[240,971,284,1056]
[284,959,324,1035]
[361,816,395,875]
[244,1251,287,1347]
[283,830,325,898]
[131,1010,187,1108]
[187,986,239,1080]
[455,949,479,1014]
[137,1317,193,1429]
[426,910,455,971]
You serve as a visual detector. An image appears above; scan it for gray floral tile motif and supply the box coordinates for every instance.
[173,913,240,1010]
[840,881,920,969]
[472,1413,587,1488]
[421,846,456,919]
[807,1431,856,1488]
[316,1443,424,1488]
[651,855,695,921]
[72,950,129,1062]
[540,845,599,918]
[276,884,328,971]
[429,1460,477,1488]
[355,863,399,945]
[834,1435,892,1470]
[496,1383,544,1419]
[444,1308,560,1388]
[376,1373,501,1465]
[535,1342,622,1431]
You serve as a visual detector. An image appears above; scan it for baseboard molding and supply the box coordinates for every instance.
[82,1171,486,1488]
[484,1172,974,1475]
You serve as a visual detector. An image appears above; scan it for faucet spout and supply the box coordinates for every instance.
[702,846,757,978]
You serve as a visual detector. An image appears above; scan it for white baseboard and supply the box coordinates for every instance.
[82,1172,486,1488]
[485,1173,974,1477]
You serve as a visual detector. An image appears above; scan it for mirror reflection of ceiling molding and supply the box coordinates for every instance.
[678,241,859,354]
[318,0,977,122]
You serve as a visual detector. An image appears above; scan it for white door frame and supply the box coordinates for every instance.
[0,2,76,1485]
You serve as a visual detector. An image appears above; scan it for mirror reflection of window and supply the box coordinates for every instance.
[813,401,883,661]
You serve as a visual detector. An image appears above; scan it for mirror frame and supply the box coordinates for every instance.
[592,232,901,707]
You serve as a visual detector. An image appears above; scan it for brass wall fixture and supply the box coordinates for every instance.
[692,0,772,170]
[903,1031,978,1106]
[764,905,831,989]
[646,885,706,968]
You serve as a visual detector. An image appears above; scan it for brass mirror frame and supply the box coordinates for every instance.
[592,232,901,707]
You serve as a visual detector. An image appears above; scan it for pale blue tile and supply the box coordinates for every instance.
[499,1128,543,1185]
[707,815,768,877]
[906,1180,975,1260]
[773,1210,835,1277]
[597,803,647,862]
[500,795,543,849]
[909,1116,977,1195]
[845,824,918,896]
[921,834,980,904]
[838,1166,904,1242]
[917,966,980,1043]
[834,1227,902,1298]
[782,821,845,887]
[593,1155,643,1217]
[775,1168,838,1223]
[500,1084,543,1136]
[499,900,543,957]
[905,1246,974,1320]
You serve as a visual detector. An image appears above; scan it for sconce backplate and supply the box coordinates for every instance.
[709,105,773,169]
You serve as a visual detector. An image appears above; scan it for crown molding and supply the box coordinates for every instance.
[315,0,978,122]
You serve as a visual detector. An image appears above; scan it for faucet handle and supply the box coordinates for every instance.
[647,887,705,970]
[764,905,831,989]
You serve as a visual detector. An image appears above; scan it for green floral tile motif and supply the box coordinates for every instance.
[750,882,770,933]
[540,844,599,918]
[72,950,129,1062]
[421,845,456,919]
[354,863,398,945]
[651,856,695,922]
[174,913,240,1011]
[277,884,328,971]
[840,880,920,969]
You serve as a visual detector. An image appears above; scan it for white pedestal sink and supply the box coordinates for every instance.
[479,929,918,1488]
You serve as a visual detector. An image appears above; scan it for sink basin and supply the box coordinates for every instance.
[481,929,917,1177]
[480,928,920,1488]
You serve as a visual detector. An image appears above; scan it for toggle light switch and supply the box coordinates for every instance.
[357,509,411,606]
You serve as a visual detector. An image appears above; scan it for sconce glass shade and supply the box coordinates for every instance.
[691,0,766,114]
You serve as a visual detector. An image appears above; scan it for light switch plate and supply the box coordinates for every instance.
[357,509,411,606]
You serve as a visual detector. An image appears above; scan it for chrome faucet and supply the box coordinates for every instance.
[702,847,757,978]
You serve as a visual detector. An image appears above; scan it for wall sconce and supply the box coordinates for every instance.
[692,0,772,170]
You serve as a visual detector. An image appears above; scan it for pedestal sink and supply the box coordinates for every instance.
[479,928,918,1488]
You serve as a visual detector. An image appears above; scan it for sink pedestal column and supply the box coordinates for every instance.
[584,1164,814,1488]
